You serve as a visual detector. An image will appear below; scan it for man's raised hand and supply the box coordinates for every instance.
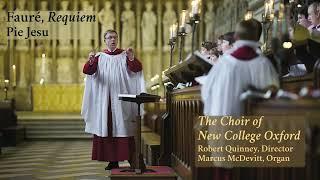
[88,52,95,59]
[88,52,96,64]
[126,48,134,61]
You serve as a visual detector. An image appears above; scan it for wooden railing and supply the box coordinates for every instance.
[144,102,166,135]
[244,99,320,180]
[281,58,320,92]
[162,86,320,180]
[167,86,214,180]
[281,74,314,92]
[160,56,320,180]
[0,99,24,146]
[172,87,200,171]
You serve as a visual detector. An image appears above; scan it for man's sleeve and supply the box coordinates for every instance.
[83,55,99,75]
[126,57,142,72]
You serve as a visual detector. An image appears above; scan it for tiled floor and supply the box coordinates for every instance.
[0,140,129,180]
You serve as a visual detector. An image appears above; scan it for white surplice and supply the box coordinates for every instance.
[200,40,279,116]
[81,51,145,137]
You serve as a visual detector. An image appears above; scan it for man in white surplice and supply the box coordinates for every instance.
[81,30,144,170]
[200,19,279,116]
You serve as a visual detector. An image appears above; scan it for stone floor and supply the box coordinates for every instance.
[0,140,130,180]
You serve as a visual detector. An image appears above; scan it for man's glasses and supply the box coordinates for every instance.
[106,36,118,40]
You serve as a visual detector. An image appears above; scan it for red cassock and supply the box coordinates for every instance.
[83,48,142,162]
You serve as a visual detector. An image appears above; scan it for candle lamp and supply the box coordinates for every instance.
[264,0,274,21]
[189,14,200,55]
[261,0,275,52]
[169,23,178,39]
[178,10,188,63]
[189,0,201,55]
[271,2,292,87]
[179,10,187,33]
[178,29,186,63]
[271,12,281,82]
[4,79,9,100]
[191,0,201,17]
[40,53,46,85]
[12,65,16,88]
[41,53,46,75]
[168,38,176,67]
[40,78,45,85]
[169,24,178,67]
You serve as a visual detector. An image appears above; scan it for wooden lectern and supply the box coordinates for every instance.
[118,93,161,174]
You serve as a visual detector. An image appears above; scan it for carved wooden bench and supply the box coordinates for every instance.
[141,132,161,166]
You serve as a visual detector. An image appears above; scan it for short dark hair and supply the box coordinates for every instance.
[297,5,308,18]
[210,47,220,57]
[201,41,216,51]
[222,32,235,45]
[235,19,262,41]
[104,29,118,39]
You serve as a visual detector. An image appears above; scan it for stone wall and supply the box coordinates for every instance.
[210,0,267,38]
[0,0,214,110]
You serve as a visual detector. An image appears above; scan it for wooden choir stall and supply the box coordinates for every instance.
[0,99,25,152]
[142,49,320,180]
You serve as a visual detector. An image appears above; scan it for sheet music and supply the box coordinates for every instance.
[194,50,214,65]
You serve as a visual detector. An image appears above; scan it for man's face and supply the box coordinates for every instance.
[308,6,320,26]
[201,47,209,55]
[217,39,222,51]
[105,32,118,50]
[221,40,232,53]
[297,14,311,28]
[297,14,306,23]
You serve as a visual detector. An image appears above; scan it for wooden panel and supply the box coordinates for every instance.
[143,101,166,166]
[169,86,214,180]
[166,85,320,180]
[281,74,313,93]
[247,99,320,126]
[144,102,166,134]
[245,99,320,180]
[0,100,16,129]
[281,59,320,92]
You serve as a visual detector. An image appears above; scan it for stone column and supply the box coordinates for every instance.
[0,44,7,81]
